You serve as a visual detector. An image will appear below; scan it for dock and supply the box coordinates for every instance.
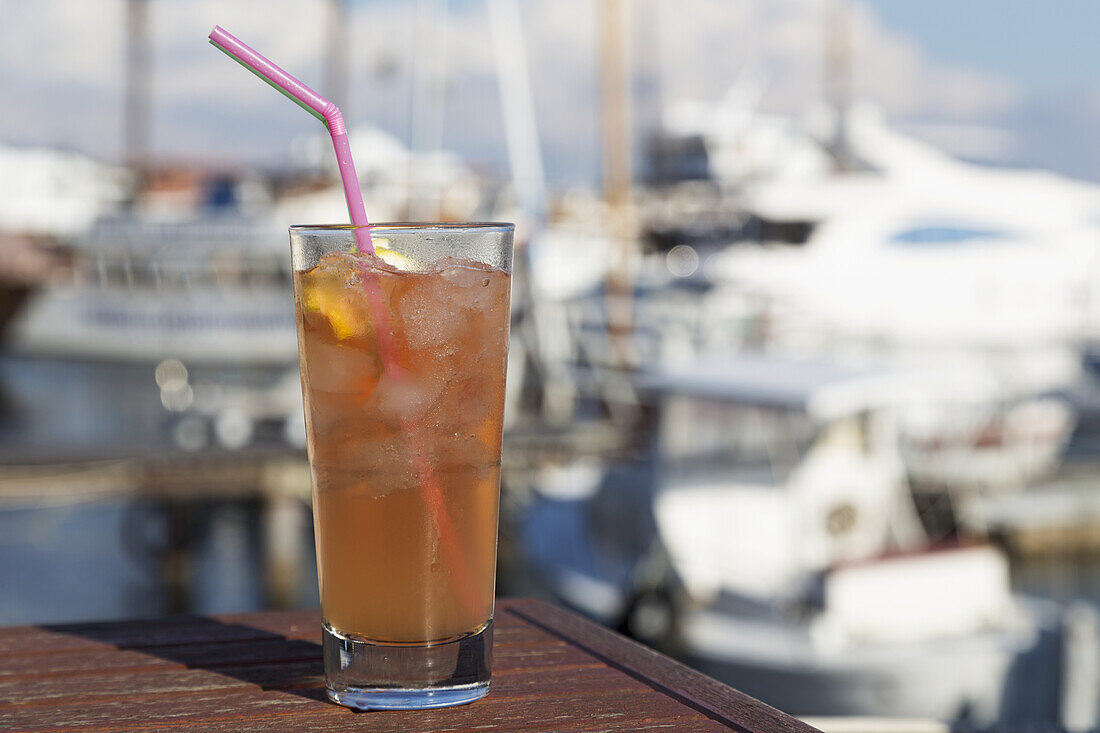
[959,474,1100,557]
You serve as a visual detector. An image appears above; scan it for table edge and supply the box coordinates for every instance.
[499,598,821,733]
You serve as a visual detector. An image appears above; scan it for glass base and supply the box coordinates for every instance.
[327,681,490,710]
[322,619,493,711]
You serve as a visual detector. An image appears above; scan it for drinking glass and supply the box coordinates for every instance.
[289,223,513,709]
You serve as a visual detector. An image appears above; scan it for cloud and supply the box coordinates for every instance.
[0,0,1018,184]
[0,0,124,90]
[847,2,1017,119]
[0,0,329,161]
[650,0,1017,120]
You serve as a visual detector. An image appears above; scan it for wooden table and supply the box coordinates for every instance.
[0,598,818,732]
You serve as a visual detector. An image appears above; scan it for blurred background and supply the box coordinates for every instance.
[2,0,1099,730]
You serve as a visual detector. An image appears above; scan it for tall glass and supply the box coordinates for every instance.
[289,223,513,710]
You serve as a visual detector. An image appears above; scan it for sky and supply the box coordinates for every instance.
[1,0,1098,187]
[864,0,1100,181]
[865,0,1100,91]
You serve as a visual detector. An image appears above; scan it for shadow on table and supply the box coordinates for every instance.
[46,616,333,705]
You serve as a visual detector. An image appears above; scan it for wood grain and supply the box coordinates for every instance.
[0,598,819,732]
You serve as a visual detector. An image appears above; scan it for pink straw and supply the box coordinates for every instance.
[208,26,483,619]
[208,25,373,254]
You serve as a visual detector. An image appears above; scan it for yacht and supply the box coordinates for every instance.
[521,350,1098,728]
[656,102,1091,494]
[5,217,297,366]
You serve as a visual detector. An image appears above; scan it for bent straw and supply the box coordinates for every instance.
[208,26,372,254]
[209,27,483,628]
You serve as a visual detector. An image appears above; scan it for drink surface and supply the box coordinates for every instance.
[294,249,510,643]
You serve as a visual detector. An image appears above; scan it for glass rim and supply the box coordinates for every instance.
[290,222,514,234]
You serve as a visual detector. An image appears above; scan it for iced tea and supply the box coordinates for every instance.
[295,245,510,644]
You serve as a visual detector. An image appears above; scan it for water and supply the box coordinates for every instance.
[0,353,1097,629]
[0,353,318,624]
[1014,556,1100,607]
[0,497,319,625]
[0,500,162,624]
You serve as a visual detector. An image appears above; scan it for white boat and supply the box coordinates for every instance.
[642,350,1097,727]
[0,143,133,342]
[2,114,491,366]
[897,396,1075,494]
[0,142,130,238]
[278,124,489,226]
[643,351,925,602]
[656,102,1090,493]
[5,217,298,366]
[522,350,1097,728]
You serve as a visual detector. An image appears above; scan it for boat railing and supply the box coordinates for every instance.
[75,249,290,293]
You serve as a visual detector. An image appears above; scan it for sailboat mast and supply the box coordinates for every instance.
[324,0,350,112]
[599,0,635,361]
[824,0,852,168]
[487,0,548,224]
[124,0,150,181]
[600,0,632,207]
[409,0,449,220]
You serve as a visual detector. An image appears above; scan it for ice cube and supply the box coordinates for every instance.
[366,370,447,427]
[446,374,495,426]
[441,263,497,312]
[302,338,381,396]
[397,275,466,353]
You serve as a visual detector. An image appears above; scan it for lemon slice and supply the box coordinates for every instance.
[302,285,366,340]
[301,244,407,340]
[374,245,410,270]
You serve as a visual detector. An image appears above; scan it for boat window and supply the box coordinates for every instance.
[661,396,817,485]
[743,214,815,245]
[889,225,1009,246]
